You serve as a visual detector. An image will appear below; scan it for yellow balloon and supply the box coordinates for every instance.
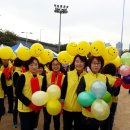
[47,85,61,99]
[110,56,121,67]
[66,42,78,56]
[37,57,45,64]
[16,46,31,61]
[105,56,121,68]
[0,46,13,59]
[30,43,44,57]
[31,91,49,106]
[46,99,61,116]
[77,41,90,56]
[40,49,54,64]
[103,46,118,61]
[91,40,106,56]
[58,51,73,64]
[11,52,17,60]
[91,99,110,121]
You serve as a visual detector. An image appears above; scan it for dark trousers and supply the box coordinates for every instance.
[80,115,99,130]
[13,97,18,124]
[6,86,14,111]
[100,117,110,130]
[43,107,60,130]
[63,110,82,130]
[109,102,117,130]
[80,114,110,130]
[19,111,39,130]
[0,98,4,120]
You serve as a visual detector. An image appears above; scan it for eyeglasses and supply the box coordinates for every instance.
[91,62,101,66]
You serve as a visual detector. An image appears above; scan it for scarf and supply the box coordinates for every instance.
[3,67,13,80]
[30,76,40,94]
[51,71,63,89]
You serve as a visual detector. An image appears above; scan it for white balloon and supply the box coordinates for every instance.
[31,91,49,106]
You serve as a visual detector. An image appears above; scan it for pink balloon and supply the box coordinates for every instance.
[119,65,130,76]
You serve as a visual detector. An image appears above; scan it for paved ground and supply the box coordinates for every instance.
[0,87,130,130]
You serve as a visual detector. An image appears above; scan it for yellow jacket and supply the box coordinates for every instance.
[64,69,87,112]
[46,71,65,88]
[0,62,13,86]
[18,72,43,112]
[0,71,4,98]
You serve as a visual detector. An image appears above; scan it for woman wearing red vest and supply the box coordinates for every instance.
[16,57,47,130]
[43,58,65,130]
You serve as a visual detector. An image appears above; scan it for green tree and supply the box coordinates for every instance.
[0,30,19,46]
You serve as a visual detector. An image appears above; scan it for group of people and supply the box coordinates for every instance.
[0,53,122,130]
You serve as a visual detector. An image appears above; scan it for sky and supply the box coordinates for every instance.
[0,0,130,49]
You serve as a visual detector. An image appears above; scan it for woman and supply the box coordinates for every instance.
[61,54,88,130]
[101,63,121,130]
[0,59,13,113]
[43,58,65,130]
[16,57,47,130]
[0,70,6,121]
[12,58,24,128]
[77,56,121,130]
[38,63,46,76]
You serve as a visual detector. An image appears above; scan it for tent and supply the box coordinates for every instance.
[12,43,58,57]
[12,43,31,52]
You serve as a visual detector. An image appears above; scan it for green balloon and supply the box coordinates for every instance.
[77,91,96,107]
[102,91,112,103]
[121,52,130,66]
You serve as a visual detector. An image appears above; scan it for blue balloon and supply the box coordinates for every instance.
[90,80,107,98]
[123,75,130,84]
[77,91,96,107]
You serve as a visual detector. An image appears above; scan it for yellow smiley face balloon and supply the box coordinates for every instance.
[77,41,90,56]
[0,46,14,59]
[110,56,121,67]
[30,43,44,57]
[16,46,31,61]
[66,42,78,56]
[103,46,118,61]
[40,49,54,64]
[58,51,72,64]
[91,40,106,56]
